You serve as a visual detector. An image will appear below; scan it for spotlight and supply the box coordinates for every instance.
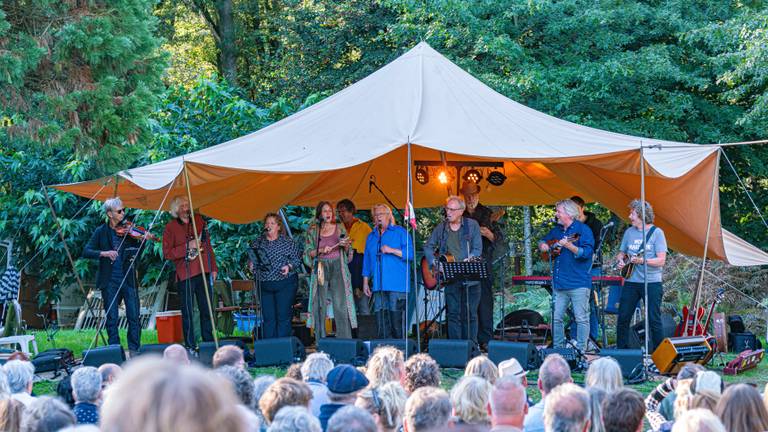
[415,167,429,185]
[462,168,483,184]
[437,169,450,185]
[487,170,507,186]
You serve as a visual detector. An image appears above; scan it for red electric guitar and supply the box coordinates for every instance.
[675,288,725,338]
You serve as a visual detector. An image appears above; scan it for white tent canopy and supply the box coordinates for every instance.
[57,43,768,266]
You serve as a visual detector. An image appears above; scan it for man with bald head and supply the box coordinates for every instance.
[162,344,190,365]
[98,363,122,387]
[490,376,528,432]
[523,354,573,432]
[543,383,590,432]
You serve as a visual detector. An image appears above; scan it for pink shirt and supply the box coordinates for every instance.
[318,225,341,260]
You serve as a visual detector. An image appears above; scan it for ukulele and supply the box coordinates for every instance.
[540,234,580,260]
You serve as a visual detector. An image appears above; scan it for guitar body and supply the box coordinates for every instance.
[675,305,705,337]
[619,254,639,279]
[420,253,456,290]
[540,234,580,261]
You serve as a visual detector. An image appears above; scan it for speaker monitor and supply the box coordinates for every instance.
[138,343,172,356]
[318,338,368,365]
[356,315,378,340]
[198,339,248,367]
[628,314,677,349]
[488,341,540,370]
[367,339,417,358]
[598,349,643,379]
[82,344,126,367]
[428,340,476,368]
[251,337,306,367]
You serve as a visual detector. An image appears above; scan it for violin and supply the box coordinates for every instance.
[116,221,160,242]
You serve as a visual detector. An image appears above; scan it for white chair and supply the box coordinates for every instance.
[0,334,38,356]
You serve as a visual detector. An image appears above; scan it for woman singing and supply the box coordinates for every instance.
[251,213,302,338]
[303,201,357,341]
[615,199,668,351]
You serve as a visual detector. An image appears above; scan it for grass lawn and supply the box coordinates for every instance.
[28,329,768,401]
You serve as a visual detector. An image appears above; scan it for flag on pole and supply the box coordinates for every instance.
[405,189,417,230]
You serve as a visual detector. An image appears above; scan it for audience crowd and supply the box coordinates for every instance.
[0,342,766,432]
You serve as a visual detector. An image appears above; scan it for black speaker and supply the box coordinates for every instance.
[318,338,368,365]
[198,339,248,367]
[727,315,746,333]
[138,343,171,356]
[356,315,378,340]
[539,348,580,370]
[367,339,417,358]
[82,344,126,367]
[428,340,476,368]
[251,337,306,367]
[728,332,759,352]
[598,349,644,379]
[628,314,677,348]
[488,341,540,370]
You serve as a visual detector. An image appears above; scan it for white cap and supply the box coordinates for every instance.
[498,358,527,378]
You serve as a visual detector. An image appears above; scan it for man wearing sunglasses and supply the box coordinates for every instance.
[83,197,143,356]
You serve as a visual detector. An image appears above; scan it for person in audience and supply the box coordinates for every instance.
[488,376,527,432]
[98,363,122,387]
[254,375,278,431]
[464,355,499,385]
[267,406,321,432]
[0,398,23,432]
[523,354,573,432]
[319,364,370,431]
[690,390,719,412]
[216,366,260,431]
[450,376,492,427]
[543,383,590,432]
[286,363,303,381]
[586,387,606,432]
[498,358,527,383]
[101,357,246,432]
[70,367,102,425]
[402,387,451,432]
[644,363,705,430]
[366,346,405,388]
[301,352,335,416]
[602,388,644,432]
[356,381,408,432]
[716,383,768,432]
[163,343,191,365]
[403,353,441,394]
[20,396,76,432]
[259,378,313,427]
[584,357,623,393]
[671,408,726,432]
[4,360,36,408]
[0,367,10,397]
[327,405,377,432]
[213,345,246,369]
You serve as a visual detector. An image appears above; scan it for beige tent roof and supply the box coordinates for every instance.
[56,43,768,266]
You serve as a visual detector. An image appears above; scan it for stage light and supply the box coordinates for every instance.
[437,169,449,185]
[415,167,429,185]
[487,170,507,186]
[462,168,483,184]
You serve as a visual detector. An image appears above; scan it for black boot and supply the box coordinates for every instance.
[376,310,392,339]
[389,309,403,339]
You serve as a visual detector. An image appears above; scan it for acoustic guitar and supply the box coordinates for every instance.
[617,253,642,279]
[540,234,580,261]
[421,253,484,290]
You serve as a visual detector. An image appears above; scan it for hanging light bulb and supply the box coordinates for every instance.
[437,169,450,185]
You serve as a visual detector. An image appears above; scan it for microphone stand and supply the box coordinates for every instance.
[369,178,404,221]
[376,224,387,338]
[311,217,323,340]
[596,224,612,349]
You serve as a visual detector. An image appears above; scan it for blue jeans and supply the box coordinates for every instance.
[101,281,141,351]
[445,281,481,342]
[554,288,590,350]
[569,267,601,342]
[262,274,298,338]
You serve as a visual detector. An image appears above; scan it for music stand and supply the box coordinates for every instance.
[442,260,488,342]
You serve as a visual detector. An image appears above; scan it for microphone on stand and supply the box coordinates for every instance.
[601,221,615,231]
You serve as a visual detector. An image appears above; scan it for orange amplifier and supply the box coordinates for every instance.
[651,336,713,375]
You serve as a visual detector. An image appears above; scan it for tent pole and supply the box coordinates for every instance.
[692,149,721,336]
[407,141,420,353]
[183,162,220,348]
[639,144,650,365]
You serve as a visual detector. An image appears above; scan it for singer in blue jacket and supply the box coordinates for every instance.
[362,204,414,338]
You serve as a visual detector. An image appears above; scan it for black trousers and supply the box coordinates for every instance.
[445,281,481,343]
[477,268,494,345]
[101,280,141,351]
[617,281,664,352]
[179,274,214,348]
[261,274,298,338]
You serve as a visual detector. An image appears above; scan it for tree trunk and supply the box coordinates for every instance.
[215,0,238,86]
[523,206,533,275]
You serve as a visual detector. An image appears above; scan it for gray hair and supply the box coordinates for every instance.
[555,199,581,220]
[489,376,527,418]
[20,396,76,432]
[587,387,607,432]
[629,199,655,224]
[446,195,466,211]
[539,354,572,394]
[585,357,623,393]
[4,360,34,394]
[103,197,123,213]
[543,383,591,432]
[0,367,10,398]
[215,366,255,408]
[98,363,122,385]
[267,406,321,432]
[71,367,102,403]
[301,352,334,383]
[169,195,189,218]
[254,374,277,419]
[672,408,726,432]
[403,386,451,432]
[327,405,377,432]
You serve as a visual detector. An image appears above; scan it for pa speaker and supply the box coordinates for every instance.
[251,337,306,367]
[356,315,378,340]
[198,339,247,367]
[367,339,417,358]
[318,338,368,366]
[428,340,476,368]
[598,349,643,379]
[138,343,171,356]
[488,341,539,370]
[82,344,126,367]
[628,314,677,348]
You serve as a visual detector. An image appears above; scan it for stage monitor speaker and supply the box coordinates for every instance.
[728,332,760,352]
[651,336,712,375]
[318,338,368,366]
[356,315,378,340]
[628,314,677,349]
[598,349,643,379]
[198,339,247,367]
[367,339,417,358]
[82,344,126,367]
[138,343,171,357]
[487,341,539,370]
[251,337,306,367]
[428,340,476,368]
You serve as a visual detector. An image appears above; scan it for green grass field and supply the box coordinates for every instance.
[28,329,768,400]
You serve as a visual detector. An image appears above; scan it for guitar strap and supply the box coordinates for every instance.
[640,226,658,256]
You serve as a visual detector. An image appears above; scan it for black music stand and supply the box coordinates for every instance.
[442,260,488,343]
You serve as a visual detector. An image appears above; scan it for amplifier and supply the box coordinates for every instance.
[651,336,712,375]
[539,348,581,371]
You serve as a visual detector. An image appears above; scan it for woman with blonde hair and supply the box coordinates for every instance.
[450,376,492,426]
[100,358,246,432]
[464,355,499,384]
[366,346,405,388]
[716,383,768,432]
[585,357,623,393]
[355,381,408,432]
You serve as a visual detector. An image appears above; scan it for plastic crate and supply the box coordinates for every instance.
[233,311,261,333]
